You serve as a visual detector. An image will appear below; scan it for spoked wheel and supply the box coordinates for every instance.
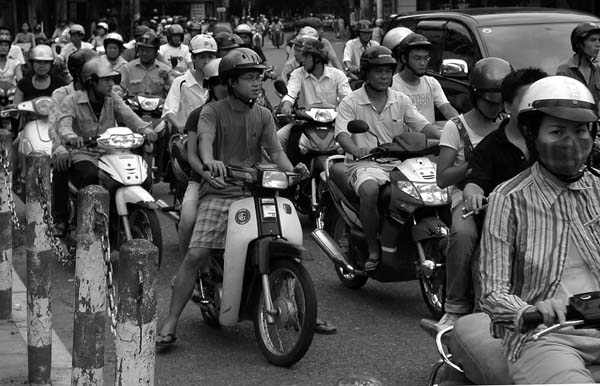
[253,259,317,367]
[127,206,163,267]
[328,210,368,289]
[418,237,447,319]
[196,254,223,328]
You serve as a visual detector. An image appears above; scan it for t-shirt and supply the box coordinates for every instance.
[158,44,192,74]
[185,103,207,183]
[0,58,20,85]
[391,74,449,123]
[17,75,67,100]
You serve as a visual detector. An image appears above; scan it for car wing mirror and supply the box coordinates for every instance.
[441,59,468,76]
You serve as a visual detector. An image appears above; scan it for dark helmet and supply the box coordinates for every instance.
[570,22,600,53]
[167,24,185,38]
[302,39,329,63]
[137,31,161,50]
[469,57,513,103]
[397,33,431,62]
[214,31,239,51]
[67,48,99,81]
[300,17,322,30]
[356,19,373,33]
[80,57,121,86]
[219,47,265,82]
[133,25,150,39]
[360,46,397,74]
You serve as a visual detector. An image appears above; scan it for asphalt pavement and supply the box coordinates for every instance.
[2,30,441,386]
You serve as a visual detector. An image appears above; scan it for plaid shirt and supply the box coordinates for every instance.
[479,162,600,361]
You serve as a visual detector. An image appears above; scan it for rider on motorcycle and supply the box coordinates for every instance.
[55,57,157,189]
[391,33,458,126]
[159,24,192,75]
[434,57,513,331]
[281,27,318,84]
[335,46,441,271]
[0,32,22,86]
[234,23,268,64]
[162,34,217,133]
[101,32,127,72]
[156,48,309,347]
[14,44,66,104]
[59,24,93,62]
[343,20,379,76]
[479,75,600,384]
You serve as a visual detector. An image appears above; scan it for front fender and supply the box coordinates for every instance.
[114,186,156,216]
[411,216,450,242]
[252,237,305,275]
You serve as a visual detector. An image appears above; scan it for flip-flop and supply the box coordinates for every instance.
[315,320,337,335]
[156,333,177,348]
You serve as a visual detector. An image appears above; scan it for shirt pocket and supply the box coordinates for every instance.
[149,78,165,96]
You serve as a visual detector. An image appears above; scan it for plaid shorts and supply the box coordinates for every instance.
[188,197,239,249]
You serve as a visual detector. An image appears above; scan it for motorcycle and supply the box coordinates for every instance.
[66,126,163,265]
[426,291,600,385]
[193,163,317,366]
[0,81,17,134]
[311,120,449,318]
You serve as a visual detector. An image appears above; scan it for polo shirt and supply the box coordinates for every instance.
[119,59,172,98]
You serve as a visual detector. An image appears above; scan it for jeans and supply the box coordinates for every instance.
[52,160,98,225]
[445,200,481,314]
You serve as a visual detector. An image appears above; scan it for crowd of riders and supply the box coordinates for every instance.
[2,11,600,383]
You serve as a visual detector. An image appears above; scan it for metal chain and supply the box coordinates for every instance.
[0,145,23,231]
[94,206,117,337]
[37,166,73,266]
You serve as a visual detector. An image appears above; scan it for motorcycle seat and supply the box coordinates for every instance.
[329,162,359,204]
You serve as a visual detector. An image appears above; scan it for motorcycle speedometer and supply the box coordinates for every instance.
[139,96,160,111]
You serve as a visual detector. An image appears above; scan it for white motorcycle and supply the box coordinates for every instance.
[195,163,317,367]
[67,126,163,265]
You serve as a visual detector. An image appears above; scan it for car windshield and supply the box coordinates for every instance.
[479,22,580,75]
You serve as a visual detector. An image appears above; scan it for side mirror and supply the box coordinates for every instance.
[347,120,369,134]
[441,59,468,76]
[274,79,288,95]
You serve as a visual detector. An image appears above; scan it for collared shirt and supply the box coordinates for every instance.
[556,54,600,107]
[119,59,172,98]
[49,83,76,155]
[281,65,351,109]
[464,121,529,196]
[56,89,149,163]
[59,42,94,61]
[8,46,24,65]
[479,162,600,361]
[342,38,379,68]
[101,55,127,73]
[281,57,300,84]
[161,69,208,129]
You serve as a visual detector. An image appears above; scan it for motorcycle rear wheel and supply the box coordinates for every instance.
[253,259,317,367]
[418,237,447,319]
[328,210,368,289]
[126,206,163,267]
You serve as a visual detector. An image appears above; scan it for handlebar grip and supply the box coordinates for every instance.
[521,310,544,330]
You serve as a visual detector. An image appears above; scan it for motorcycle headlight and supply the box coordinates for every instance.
[33,97,53,117]
[261,170,288,189]
[97,133,144,149]
[139,96,160,111]
[396,181,449,205]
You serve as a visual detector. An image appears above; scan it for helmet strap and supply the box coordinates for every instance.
[232,89,256,108]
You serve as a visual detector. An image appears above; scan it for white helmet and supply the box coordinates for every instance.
[190,34,218,54]
[382,27,413,51]
[97,22,109,31]
[203,58,222,81]
[235,24,252,35]
[518,76,598,123]
[297,26,319,40]
[104,32,123,46]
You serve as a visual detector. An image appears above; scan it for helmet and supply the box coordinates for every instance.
[29,44,54,61]
[134,25,150,38]
[469,57,513,103]
[203,58,222,81]
[302,39,329,63]
[103,32,124,49]
[67,48,99,80]
[234,24,252,35]
[375,18,384,27]
[97,22,109,31]
[360,46,397,72]
[296,26,319,40]
[382,27,413,52]
[397,33,431,61]
[166,17,174,24]
[518,76,598,124]
[291,33,318,48]
[300,17,322,30]
[160,19,167,24]
[167,24,185,38]
[356,20,373,33]
[69,24,85,36]
[190,34,218,54]
[219,47,265,82]
[81,57,120,84]
[137,31,161,49]
[570,22,600,53]
[214,32,239,50]
[190,21,202,31]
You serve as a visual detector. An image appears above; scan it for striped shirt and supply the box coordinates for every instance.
[479,162,600,361]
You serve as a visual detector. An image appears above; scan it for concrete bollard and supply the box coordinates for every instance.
[0,129,12,320]
[26,151,53,386]
[71,185,109,386]
[115,239,158,386]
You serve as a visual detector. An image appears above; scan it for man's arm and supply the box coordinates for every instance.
[112,91,153,136]
[438,103,459,121]
[279,68,302,114]
[335,69,352,101]
[402,97,442,139]
[161,76,185,131]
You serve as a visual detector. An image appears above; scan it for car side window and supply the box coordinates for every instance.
[444,21,480,72]
[415,20,446,73]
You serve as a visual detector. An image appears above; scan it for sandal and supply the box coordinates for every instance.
[315,319,337,335]
[364,258,380,271]
[156,333,177,348]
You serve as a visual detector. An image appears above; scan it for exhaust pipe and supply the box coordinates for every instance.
[311,228,355,273]
[156,199,180,222]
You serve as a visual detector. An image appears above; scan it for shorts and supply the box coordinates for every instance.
[348,167,390,194]
[182,180,201,207]
[188,197,239,250]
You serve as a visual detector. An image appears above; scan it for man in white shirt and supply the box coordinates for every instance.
[59,24,93,61]
[159,24,192,75]
[343,20,379,73]
[391,33,458,127]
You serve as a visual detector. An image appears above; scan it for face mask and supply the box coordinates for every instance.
[536,135,593,180]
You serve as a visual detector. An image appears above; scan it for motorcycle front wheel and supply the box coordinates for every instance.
[253,259,317,367]
[126,206,163,267]
[418,237,447,319]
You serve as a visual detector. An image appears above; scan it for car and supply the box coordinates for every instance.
[384,7,600,113]
[316,13,336,29]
